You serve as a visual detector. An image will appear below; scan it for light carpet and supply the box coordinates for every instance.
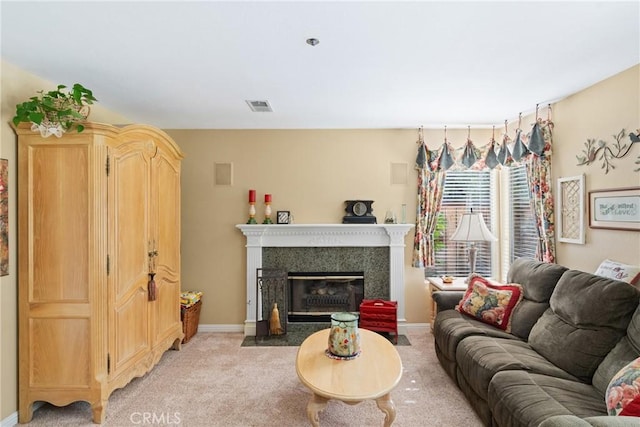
[25,328,482,426]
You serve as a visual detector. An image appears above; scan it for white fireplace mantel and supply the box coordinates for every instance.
[236,223,414,336]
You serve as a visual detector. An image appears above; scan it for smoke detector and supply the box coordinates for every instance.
[246,100,273,112]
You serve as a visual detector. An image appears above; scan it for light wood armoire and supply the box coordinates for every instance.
[15,123,184,423]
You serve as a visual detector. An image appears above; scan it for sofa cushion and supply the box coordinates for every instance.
[593,305,640,395]
[455,274,523,332]
[432,309,519,384]
[432,309,518,364]
[528,270,640,383]
[488,371,607,427]
[456,336,580,402]
[507,257,568,301]
[595,259,640,286]
[506,258,568,340]
[606,356,640,416]
[455,368,494,426]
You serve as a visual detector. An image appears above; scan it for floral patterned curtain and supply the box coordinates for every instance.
[412,111,557,269]
[412,153,446,268]
[524,119,556,262]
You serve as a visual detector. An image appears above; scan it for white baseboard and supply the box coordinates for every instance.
[197,323,244,333]
[1,402,43,427]
[1,411,17,427]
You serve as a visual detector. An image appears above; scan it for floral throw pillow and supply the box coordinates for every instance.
[606,357,640,417]
[455,274,523,333]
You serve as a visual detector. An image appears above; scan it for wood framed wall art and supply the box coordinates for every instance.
[589,187,640,231]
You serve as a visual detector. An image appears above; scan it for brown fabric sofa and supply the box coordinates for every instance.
[432,258,640,427]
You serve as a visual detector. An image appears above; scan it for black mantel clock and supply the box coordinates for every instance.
[342,200,377,224]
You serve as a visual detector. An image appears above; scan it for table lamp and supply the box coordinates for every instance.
[450,209,497,276]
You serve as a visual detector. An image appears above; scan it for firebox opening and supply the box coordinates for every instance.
[288,272,365,322]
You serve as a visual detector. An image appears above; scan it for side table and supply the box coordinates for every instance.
[426,277,467,327]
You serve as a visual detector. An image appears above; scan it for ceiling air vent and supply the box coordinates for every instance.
[246,100,273,112]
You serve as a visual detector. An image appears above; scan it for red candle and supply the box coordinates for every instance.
[265,194,272,203]
[249,189,256,203]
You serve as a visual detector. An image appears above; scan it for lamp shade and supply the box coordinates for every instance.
[450,212,497,242]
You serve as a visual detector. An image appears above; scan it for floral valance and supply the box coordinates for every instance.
[412,109,557,270]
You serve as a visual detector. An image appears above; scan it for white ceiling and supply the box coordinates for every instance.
[2,1,639,129]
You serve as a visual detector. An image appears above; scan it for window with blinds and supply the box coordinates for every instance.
[509,165,538,262]
[433,170,495,278]
[430,165,539,281]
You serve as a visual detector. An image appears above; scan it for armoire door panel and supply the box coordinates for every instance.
[152,154,180,277]
[149,151,182,347]
[29,318,91,387]
[112,150,150,300]
[109,143,152,377]
[151,277,181,343]
[30,145,89,302]
[112,288,150,372]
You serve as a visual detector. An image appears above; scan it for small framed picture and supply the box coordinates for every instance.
[589,187,640,231]
[277,211,290,224]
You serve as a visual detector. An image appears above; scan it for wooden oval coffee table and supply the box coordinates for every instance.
[296,328,403,426]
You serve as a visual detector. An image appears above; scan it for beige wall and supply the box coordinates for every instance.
[0,60,131,420]
[165,127,493,327]
[551,65,640,271]
[1,59,638,421]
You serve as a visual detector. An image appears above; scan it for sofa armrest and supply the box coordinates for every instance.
[539,415,640,427]
[432,291,464,312]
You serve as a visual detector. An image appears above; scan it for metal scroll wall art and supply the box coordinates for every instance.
[576,128,640,174]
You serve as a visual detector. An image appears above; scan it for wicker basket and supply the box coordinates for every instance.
[181,300,202,344]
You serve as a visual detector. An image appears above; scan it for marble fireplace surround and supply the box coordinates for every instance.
[236,224,414,336]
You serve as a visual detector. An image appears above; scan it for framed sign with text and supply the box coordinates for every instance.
[589,187,640,231]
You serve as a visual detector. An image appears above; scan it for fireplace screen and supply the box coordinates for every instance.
[288,272,364,322]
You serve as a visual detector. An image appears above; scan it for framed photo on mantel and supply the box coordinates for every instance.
[589,187,640,231]
[277,211,290,224]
